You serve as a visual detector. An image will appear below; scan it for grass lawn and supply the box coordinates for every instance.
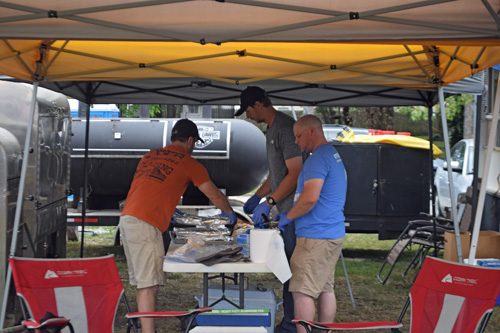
[67,228,500,332]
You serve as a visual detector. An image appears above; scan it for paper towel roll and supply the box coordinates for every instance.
[266,231,292,283]
[250,229,292,283]
[250,229,276,263]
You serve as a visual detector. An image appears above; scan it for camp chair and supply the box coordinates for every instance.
[377,190,473,285]
[8,255,211,333]
[377,214,452,284]
[293,256,500,333]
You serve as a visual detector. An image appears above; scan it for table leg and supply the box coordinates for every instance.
[203,273,208,307]
[202,273,246,309]
[239,273,244,309]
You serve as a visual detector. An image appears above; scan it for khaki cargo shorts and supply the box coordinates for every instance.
[119,215,166,289]
[289,237,344,298]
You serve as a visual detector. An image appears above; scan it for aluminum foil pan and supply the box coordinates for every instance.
[172,211,230,226]
[171,226,233,244]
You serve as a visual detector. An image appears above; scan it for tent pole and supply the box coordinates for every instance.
[428,104,439,256]
[438,85,462,262]
[79,84,93,258]
[469,74,500,261]
[0,81,39,328]
[470,77,486,237]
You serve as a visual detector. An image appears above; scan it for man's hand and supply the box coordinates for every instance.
[275,212,293,231]
[252,202,271,225]
[221,211,237,225]
[243,193,261,214]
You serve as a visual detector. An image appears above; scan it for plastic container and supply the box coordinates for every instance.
[476,259,500,305]
[196,284,278,333]
[236,233,250,257]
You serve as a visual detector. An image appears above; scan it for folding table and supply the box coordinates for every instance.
[163,248,273,309]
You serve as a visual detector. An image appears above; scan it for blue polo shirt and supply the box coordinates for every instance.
[294,144,347,239]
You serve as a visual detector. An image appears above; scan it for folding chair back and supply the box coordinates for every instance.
[294,257,500,332]
[9,255,123,333]
[410,257,500,332]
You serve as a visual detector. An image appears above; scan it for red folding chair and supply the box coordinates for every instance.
[293,256,500,332]
[9,255,211,333]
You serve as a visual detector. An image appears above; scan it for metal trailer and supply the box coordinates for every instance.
[0,81,71,312]
[333,142,431,240]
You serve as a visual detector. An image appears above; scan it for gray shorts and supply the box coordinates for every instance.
[119,215,166,289]
[289,237,344,298]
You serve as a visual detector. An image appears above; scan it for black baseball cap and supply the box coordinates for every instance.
[235,86,267,117]
[171,118,204,143]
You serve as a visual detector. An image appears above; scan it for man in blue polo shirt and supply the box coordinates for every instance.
[275,115,347,333]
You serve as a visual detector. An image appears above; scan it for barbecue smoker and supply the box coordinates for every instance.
[0,81,71,306]
[69,118,268,225]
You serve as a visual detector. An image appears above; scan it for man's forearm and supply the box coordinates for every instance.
[198,180,233,213]
[287,197,316,220]
[255,178,271,198]
[269,173,298,203]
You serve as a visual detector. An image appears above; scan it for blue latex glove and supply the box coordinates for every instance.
[170,208,184,224]
[243,193,261,214]
[275,212,293,231]
[221,211,237,225]
[252,201,272,225]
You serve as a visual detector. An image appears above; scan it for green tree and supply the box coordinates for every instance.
[117,104,166,118]
[365,106,394,130]
[435,94,473,146]
[396,105,429,121]
[315,106,352,125]
[396,94,473,144]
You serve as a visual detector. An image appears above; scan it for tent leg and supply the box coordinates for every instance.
[438,85,462,262]
[79,85,93,258]
[340,251,355,309]
[428,105,439,256]
[469,74,500,261]
[0,81,39,328]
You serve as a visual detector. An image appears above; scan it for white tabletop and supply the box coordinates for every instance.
[163,259,272,273]
[163,243,272,274]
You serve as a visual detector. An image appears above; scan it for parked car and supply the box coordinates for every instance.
[433,139,474,216]
[322,124,370,141]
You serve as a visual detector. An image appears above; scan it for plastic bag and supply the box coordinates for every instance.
[164,234,238,263]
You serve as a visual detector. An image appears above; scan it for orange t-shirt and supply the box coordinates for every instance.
[121,145,210,232]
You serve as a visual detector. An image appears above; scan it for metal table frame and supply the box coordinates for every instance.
[163,250,273,309]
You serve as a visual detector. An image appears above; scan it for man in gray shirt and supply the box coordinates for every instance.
[235,86,304,333]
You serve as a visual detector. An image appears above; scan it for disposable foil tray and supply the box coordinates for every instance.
[170,226,233,245]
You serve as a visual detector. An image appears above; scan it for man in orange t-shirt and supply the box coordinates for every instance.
[119,119,236,333]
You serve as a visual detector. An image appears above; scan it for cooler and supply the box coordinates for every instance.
[196,284,278,333]
[476,259,500,305]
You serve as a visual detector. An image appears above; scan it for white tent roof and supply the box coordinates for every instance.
[0,0,498,43]
[0,0,499,102]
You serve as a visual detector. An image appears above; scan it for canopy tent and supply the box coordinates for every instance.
[1,1,500,92]
[2,0,500,326]
[34,75,484,107]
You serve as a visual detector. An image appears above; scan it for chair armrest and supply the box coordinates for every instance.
[22,316,72,329]
[292,319,402,331]
[126,306,212,319]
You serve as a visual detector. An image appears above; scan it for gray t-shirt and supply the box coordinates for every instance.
[266,112,304,212]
